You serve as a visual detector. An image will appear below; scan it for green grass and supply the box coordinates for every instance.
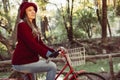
[0,57,120,78]
[0,72,10,78]
[74,57,120,73]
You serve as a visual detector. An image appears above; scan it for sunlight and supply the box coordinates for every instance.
[100,67,105,72]
[46,0,66,11]
[49,0,66,5]
[37,74,64,80]
[118,63,120,69]
[37,77,63,80]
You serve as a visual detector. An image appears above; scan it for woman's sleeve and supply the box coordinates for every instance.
[38,39,55,52]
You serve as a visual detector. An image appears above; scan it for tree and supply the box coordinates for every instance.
[94,0,111,44]
[116,0,120,16]
[37,0,75,45]
[76,0,98,39]
[101,0,107,44]
[36,0,50,42]
[0,0,13,59]
[0,0,28,60]
[63,0,74,44]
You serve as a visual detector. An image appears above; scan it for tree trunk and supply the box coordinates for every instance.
[107,19,112,37]
[102,0,107,44]
[66,0,74,43]
[0,54,4,60]
[41,16,49,42]
[95,0,112,41]
[66,25,73,43]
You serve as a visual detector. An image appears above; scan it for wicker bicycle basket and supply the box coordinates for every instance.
[66,47,86,67]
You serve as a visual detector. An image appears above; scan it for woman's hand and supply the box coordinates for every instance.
[49,50,60,58]
[49,47,67,58]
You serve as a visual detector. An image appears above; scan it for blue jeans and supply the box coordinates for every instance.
[12,60,57,80]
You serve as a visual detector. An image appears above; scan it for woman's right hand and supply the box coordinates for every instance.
[49,50,60,58]
[49,47,67,58]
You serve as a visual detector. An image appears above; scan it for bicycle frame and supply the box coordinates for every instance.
[55,51,81,80]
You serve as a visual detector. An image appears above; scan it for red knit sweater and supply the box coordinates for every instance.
[12,21,54,65]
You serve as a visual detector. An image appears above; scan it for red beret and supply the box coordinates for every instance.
[20,2,37,19]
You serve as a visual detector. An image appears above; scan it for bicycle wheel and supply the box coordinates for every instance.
[24,73,36,80]
[76,72,105,80]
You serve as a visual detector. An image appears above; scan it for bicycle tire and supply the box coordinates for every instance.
[24,73,35,80]
[76,72,105,80]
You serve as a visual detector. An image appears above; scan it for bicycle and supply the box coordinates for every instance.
[9,47,105,80]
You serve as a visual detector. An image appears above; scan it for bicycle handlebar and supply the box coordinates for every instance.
[58,47,67,55]
[46,47,67,63]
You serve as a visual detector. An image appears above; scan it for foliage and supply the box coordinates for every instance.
[116,0,120,16]
[36,73,46,80]
[0,72,11,78]
[75,7,98,38]
[0,43,8,59]
[55,27,67,43]
[0,16,10,38]
[36,0,48,7]
[73,28,87,39]
[48,22,67,44]
[107,7,116,22]
[0,0,120,59]
[0,0,20,59]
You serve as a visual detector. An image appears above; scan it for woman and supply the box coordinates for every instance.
[12,2,59,80]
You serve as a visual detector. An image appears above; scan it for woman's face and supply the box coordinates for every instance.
[25,6,36,22]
